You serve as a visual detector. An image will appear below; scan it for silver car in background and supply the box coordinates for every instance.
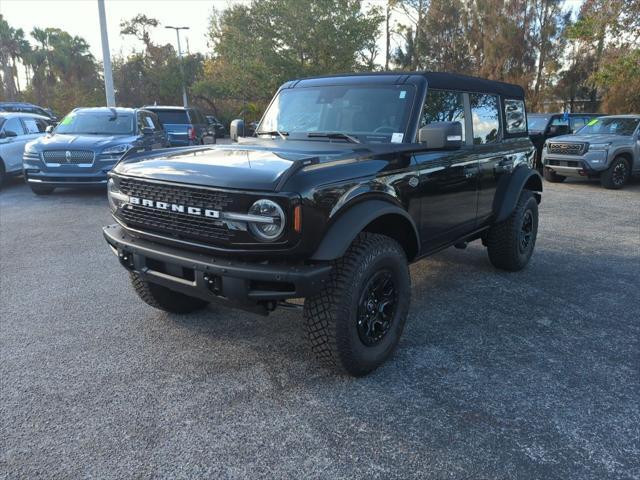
[0,112,49,186]
[542,115,640,189]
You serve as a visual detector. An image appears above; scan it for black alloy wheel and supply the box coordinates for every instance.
[356,270,398,347]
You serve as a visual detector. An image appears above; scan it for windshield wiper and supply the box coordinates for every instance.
[307,132,361,144]
[257,130,289,140]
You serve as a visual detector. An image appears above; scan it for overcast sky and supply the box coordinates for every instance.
[2,0,585,64]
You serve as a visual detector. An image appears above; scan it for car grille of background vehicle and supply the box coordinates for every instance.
[43,150,95,164]
[547,143,586,156]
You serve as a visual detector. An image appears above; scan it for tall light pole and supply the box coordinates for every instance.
[97,0,116,106]
[165,26,189,107]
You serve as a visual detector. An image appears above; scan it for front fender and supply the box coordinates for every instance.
[493,166,543,224]
[310,199,420,261]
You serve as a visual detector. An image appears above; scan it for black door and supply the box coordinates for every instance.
[412,89,479,251]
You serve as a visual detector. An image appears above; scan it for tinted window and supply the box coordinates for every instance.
[550,116,569,126]
[23,117,45,134]
[189,109,204,124]
[420,89,465,141]
[259,85,416,143]
[504,99,526,134]
[470,93,500,145]
[55,112,134,135]
[2,118,25,136]
[153,110,190,125]
[528,115,549,131]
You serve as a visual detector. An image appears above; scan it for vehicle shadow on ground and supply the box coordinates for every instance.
[0,176,108,199]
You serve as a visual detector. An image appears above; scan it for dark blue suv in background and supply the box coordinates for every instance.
[23,107,168,194]
[143,106,215,146]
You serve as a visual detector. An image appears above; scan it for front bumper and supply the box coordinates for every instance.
[542,150,608,178]
[103,224,331,311]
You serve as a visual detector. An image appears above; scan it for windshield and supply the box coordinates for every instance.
[153,110,190,125]
[55,112,134,135]
[527,115,549,131]
[576,117,640,136]
[258,85,416,143]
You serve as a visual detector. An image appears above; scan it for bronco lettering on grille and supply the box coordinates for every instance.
[128,196,220,219]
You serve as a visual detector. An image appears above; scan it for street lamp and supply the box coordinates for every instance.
[165,25,190,107]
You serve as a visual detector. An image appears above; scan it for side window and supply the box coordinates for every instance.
[23,118,42,134]
[550,116,568,126]
[149,112,162,131]
[504,99,526,134]
[470,93,500,145]
[2,118,25,136]
[419,89,465,141]
[36,119,48,132]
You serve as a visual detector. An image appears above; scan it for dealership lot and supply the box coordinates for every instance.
[1,177,638,479]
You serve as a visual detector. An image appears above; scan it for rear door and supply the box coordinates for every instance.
[472,93,511,223]
[413,89,479,250]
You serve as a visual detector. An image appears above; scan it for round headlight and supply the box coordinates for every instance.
[248,199,285,241]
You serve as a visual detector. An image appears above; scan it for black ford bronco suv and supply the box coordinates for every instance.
[104,72,542,376]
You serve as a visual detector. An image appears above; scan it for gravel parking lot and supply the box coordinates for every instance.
[1,175,639,479]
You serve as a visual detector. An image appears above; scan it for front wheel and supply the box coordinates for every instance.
[600,156,630,190]
[303,233,411,376]
[486,190,539,272]
[129,272,209,314]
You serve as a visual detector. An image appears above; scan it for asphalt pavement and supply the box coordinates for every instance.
[1,175,639,479]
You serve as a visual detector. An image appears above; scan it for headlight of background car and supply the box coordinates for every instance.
[247,199,285,241]
[102,144,132,155]
[588,143,611,151]
[107,178,128,212]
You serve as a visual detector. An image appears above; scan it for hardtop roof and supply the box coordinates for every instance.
[288,71,525,99]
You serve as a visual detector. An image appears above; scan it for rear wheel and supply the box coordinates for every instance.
[543,168,566,183]
[30,184,55,195]
[303,233,411,376]
[486,190,539,272]
[600,156,630,190]
[129,272,209,314]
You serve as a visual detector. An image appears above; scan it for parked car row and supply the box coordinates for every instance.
[0,104,226,193]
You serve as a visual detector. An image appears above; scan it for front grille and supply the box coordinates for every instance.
[117,177,236,244]
[43,150,94,164]
[547,143,585,156]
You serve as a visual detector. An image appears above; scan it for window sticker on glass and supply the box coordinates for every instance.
[587,118,599,126]
[391,132,404,143]
[60,114,74,125]
[399,91,406,99]
[145,117,155,128]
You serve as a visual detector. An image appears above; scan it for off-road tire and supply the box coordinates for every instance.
[543,168,566,183]
[600,156,630,190]
[129,271,209,314]
[30,184,55,195]
[486,190,538,272]
[303,233,411,376]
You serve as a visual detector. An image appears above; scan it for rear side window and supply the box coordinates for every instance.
[470,93,500,145]
[504,99,526,134]
[153,110,189,125]
[23,117,45,134]
[420,89,465,141]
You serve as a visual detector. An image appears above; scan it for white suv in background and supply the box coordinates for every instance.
[0,112,49,186]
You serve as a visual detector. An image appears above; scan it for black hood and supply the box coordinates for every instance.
[113,140,397,191]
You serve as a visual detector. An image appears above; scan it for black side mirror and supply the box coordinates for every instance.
[418,121,463,150]
[45,125,54,134]
[230,119,245,142]
[141,127,154,135]
[1,130,18,138]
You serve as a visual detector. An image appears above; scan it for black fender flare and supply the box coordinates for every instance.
[493,166,543,224]
[310,199,420,261]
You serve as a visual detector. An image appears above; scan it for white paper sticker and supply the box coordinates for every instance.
[145,117,155,128]
[399,91,406,99]
[391,132,404,143]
